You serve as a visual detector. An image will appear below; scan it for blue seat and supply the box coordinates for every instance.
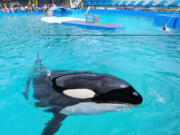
[98,0,106,6]
[84,1,89,6]
[91,1,97,6]
[105,0,109,5]
[85,0,93,6]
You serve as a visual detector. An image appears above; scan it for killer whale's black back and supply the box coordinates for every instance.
[32,70,90,110]
[51,71,130,95]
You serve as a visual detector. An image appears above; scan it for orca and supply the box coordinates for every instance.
[23,54,143,135]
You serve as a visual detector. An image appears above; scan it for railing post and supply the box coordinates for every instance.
[17,8,21,14]
[35,8,38,13]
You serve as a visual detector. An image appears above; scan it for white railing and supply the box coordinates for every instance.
[70,0,82,9]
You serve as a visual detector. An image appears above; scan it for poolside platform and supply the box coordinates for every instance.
[61,20,125,30]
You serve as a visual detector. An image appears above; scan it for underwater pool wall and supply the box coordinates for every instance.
[154,14,180,28]
[79,9,180,29]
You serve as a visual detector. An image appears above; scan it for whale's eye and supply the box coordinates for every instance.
[133,92,138,96]
[63,89,96,99]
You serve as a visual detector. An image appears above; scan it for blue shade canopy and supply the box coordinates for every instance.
[168,0,180,7]
[121,1,128,6]
[128,1,136,6]
[145,0,154,6]
[155,0,168,7]
[161,0,168,3]
[84,0,179,7]
[136,1,145,6]
[114,1,120,5]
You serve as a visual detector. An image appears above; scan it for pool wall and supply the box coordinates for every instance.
[1,8,180,29]
[53,9,73,15]
[154,15,179,28]
[79,9,180,29]
[81,9,180,17]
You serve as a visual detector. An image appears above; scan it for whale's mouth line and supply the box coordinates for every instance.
[61,88,142,105]
[60,102,135,115]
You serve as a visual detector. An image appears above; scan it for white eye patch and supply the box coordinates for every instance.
[63,89,96,99]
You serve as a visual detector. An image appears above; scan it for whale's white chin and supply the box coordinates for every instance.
[60,102,132,115]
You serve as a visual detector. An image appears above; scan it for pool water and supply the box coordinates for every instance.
[0,12,180,135]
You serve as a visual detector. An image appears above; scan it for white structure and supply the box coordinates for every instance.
[70,0,82,9]
[86,6,91,14]
[46,4,58,16]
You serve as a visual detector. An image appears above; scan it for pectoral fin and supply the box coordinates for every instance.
[42,112,67,135]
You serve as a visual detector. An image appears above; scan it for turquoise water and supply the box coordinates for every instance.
[0,13,180,135]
